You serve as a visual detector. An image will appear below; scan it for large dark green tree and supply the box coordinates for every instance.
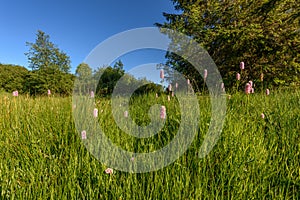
[157,0,300,89]
[95,61,125,96]
[25,30,71,73]
[24,68,75,96]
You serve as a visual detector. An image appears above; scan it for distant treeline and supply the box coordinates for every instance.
[0,63,74,96]
[0,30,162,96]
[0,63,163,96]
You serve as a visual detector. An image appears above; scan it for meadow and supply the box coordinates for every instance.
[0,88,299,199]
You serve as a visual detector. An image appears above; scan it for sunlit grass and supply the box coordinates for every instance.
[0,88,299,199]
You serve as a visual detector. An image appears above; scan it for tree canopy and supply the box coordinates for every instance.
[157,0,300,89]
[0,64,28,93]
[24,68,75,96]
[20,30,74,95]
[25,30,71,73]
[74,61,162,97]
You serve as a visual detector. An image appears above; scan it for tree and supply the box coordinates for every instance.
[75,63,93,94]
[91,61,125,96]
[25,30,71,73]
[157,0,300,89]
[24,67,75,96]
[95,66,125,96]
[113,60,124,72]
[23,30,74,96]
[0,64,28,93]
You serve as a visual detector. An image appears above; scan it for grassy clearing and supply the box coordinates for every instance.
[0,89,299,199]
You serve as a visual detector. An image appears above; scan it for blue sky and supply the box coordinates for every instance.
[0,0,178,78]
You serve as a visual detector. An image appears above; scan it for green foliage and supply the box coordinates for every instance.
[0,63,74,96]
[24,68,75,96]
[95,66,125,96]
[0,64,28,93]
[131,82,163,96]
[74,63,125,96]
[74,61,161,97]
[25,30,71,73]
[113,59,124,72]
[95,68,162,97]
[12,30,75,96]
[75,63,93,94]
[157,0,300,89]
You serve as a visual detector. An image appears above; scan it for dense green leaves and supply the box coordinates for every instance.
[74,62,126,96]
[75,63,93,94]
[24,68,75,96]
[20,30,74,96]
[0,64,28,93]
[25,30,71,73]
[0,64,74,96]
[74,61,162,97]
[96,66,125,96]
[157,0,300,89]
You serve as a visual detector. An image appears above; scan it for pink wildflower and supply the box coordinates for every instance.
[160,69,164,79]
[93,108,98,118]
[105,168,113,174]
[204,69,208,80]
[240,62,245,70]
[249,81,253,88]
[160,106,166,119]
[168,84,172,91]
[221,82,224,89]
[261,113,265,119]
[12,91,18,97]
[90,91,95,98]
[236,73,241,81]
[124,110,128,118]
[245,83,251,94]
[266,89,270,95]
[81,130,87,140]
[47,89,51,95]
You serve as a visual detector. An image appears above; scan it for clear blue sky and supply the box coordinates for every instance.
[0,0,178,76]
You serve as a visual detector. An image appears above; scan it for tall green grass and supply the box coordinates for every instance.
[0,89,299,199]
